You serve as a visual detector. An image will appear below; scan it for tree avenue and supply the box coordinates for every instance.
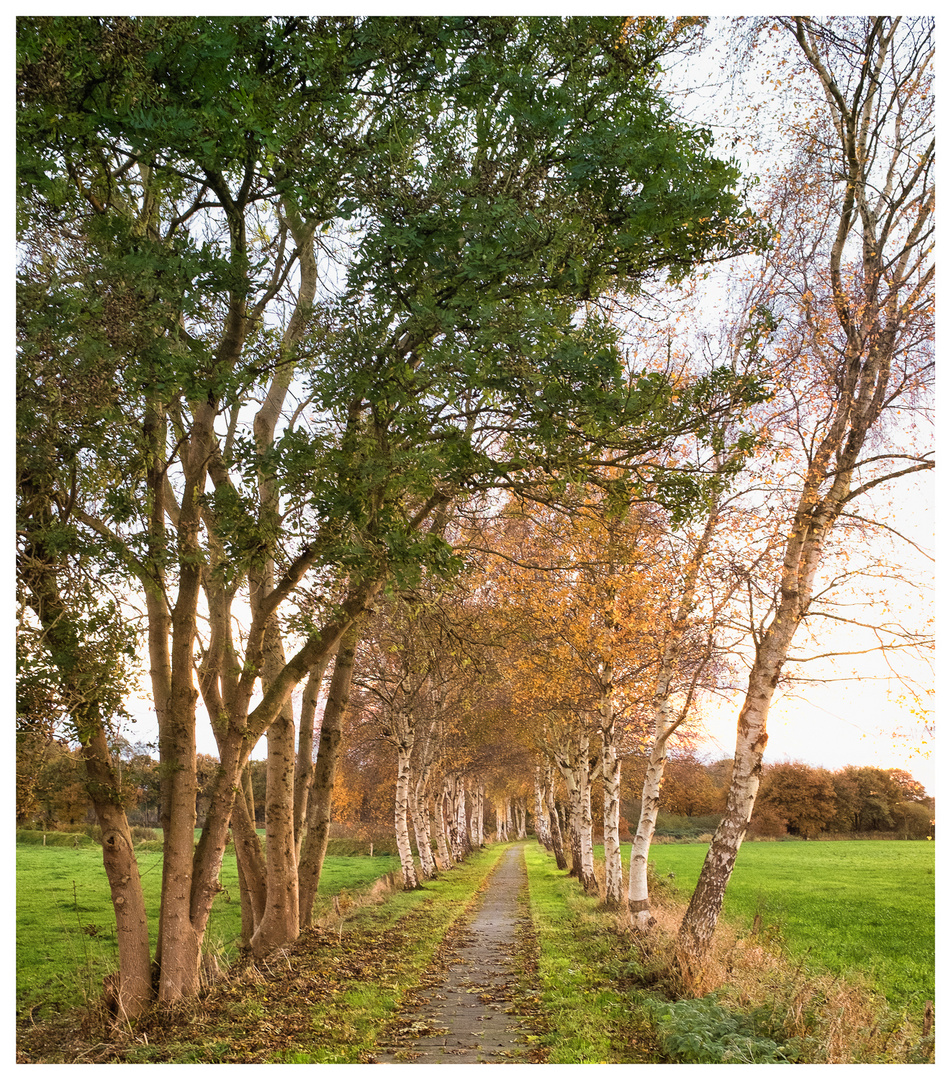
[17,17,933,1042]
[17,15,770,1017]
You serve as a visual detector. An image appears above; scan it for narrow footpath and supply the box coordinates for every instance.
[371,843,537,1064]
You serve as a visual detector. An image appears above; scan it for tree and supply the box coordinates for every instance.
[657,752,726,819]
[349,596,462,890]
[831,765,906,834]
[677,17,934,984]
[752,761,838,839]
[16,734,93,828]
[17,454,153,1014]
[18,15,766,1010]
[297,622,362,925]
[625,474,750,928]
[471,495,678,902]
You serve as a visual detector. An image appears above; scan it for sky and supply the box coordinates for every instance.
[692,470,935,795]
[695,687,935,795]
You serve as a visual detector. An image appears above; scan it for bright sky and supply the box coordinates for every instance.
[692,467,935,796]
[695,688,934,796]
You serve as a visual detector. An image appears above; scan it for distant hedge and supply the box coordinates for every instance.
[16,829,100,847]
[16,825,159,848]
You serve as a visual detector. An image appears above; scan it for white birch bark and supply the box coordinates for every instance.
[392,711,419,890]
[533,767,552,848]
[601,736,624,909]
[578,755,597,893]
[433,796,452,870]
[409,785,437,880]
[455,779,472,855]
[444,774,466,859]
[409,718,438,879]
[557,730,599,893]
[599,656,625,910]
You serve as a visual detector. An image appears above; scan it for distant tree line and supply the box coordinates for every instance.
[15,733,270,832]
[622,752,934,841]
[25,733,929,844]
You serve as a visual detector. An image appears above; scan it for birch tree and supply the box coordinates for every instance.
[676,16,934,984]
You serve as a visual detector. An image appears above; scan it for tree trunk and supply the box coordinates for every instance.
[627,493,721,927]
[444,777,462,858]
[249,704,300,957]
[410,784,437,880]
[557,732,598,892]
[565,784,582,877]
[299,626,360,926]
[394,734,420,889]
[455,779,472,856]
[81,726,153,1019]
[578,768,598,894]
[244,211,317,955]
[156,683,201,1001]
[408,714,439,878]
[18,515,153,1018]
[677,433,856,978]
[599,662,624,910]
[155,395,222,1002]
[230,779,267,941]
[471,782,485,847]
[545,765,568,870]
[601,737,624,910]
[534,767,552,849]
[433,796,452,870]
[293,660,330,861]
[628,739,667,930]
[677,622,791,986]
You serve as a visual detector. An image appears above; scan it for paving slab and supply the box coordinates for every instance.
[371,843,535,1064]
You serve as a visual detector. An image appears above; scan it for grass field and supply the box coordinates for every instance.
[644,839,934,1011]
[16,842,400,1018]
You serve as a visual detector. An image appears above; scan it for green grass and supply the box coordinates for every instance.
[16,842,400,1018]
[522,844,654,1062]
[17,839,934,1064]
[644,839,934,1011]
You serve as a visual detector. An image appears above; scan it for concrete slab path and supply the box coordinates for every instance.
[371,843,536,1064]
